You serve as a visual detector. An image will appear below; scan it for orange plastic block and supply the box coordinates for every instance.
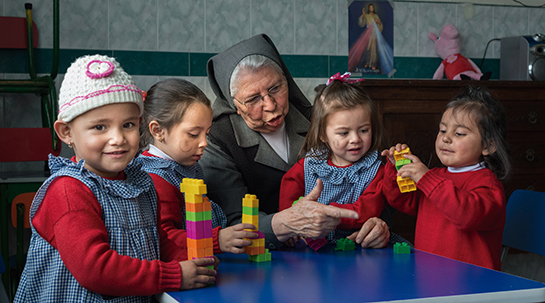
[187,238,213,249]
[245,246,265,256]
[185,201,204,213]
[203,197,211,211]
[397,175,417,193]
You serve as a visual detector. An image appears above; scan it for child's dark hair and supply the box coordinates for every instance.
[298,80,387,160]
[140,78,211,151]
[445,85,511,181]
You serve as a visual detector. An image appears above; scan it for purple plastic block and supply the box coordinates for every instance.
[203,220,213,238]
[187,220,206,239]
[308,238,327,251]
[256,231,265,239]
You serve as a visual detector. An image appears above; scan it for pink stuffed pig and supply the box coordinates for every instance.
[429,24,486,80]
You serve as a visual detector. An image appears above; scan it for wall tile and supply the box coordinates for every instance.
[337,0,348,56]
[205,0,251,53]
[493,6,529,58]
[394,1,418,57]
[294,0,336,55]
[158,0,205,52]
[418,3,456,57]
[132,75,162,92]
[109,0,157,51]
[455,5,494,59]
[529,8,545,36]
[251,0,295,54]
[60,0,108,49]
[5,0,54,48]
[293,77,326,104]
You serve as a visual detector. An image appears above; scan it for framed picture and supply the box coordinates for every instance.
[348,1,394,75]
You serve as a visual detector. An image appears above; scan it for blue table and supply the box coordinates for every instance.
[158,245,545,303]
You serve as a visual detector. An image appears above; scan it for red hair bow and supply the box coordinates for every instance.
[326,72,364,85]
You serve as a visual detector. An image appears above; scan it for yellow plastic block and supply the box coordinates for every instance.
[180,178,207,196]
[242,214,259,230]
[397,175,417,193]
[394,147,412,162]
[184,194,203,204]
[242,194,259,208]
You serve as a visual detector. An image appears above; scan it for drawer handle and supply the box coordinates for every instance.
[526,149,535,162]
[529,111,538,124]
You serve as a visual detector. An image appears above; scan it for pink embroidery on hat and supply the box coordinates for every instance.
[86,60,115,79]
[59,84,142,113]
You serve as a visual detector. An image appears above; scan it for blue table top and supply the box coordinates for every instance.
[159,245,545,303]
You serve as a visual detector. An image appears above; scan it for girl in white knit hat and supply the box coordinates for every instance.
[14,55,217,303]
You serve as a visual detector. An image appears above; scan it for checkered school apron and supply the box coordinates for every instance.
[137,154,227,229]
[304,150,381,243]
[14,156,159,303]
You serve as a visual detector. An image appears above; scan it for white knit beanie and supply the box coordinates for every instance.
[58,54,143,122]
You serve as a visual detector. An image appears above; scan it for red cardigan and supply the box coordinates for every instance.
[383,162,506,270]
[279,158,386,229]
[33,172,184,296]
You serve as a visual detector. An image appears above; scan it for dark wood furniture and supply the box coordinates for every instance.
[359,79,545,244]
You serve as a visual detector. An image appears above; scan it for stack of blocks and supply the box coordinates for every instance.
[180,178,214,272]
[242,194,271,262]
[394,147,417,193]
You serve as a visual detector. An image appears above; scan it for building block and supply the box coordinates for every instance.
[393,147,417,193]
[394,242,411,254]
[185,201,204,213]
[308,238,327,252]
[180,178,207,196]
[242,194,259,208]
[242,214,259,229]
[242,206,259,216]
[397,176,417,193]
[335,238,356,251]
[249,249,271,262]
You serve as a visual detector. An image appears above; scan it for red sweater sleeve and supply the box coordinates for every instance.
[279,158,306,211]
[32,176,182,296]
[150,173,222,255]
[382,161,421,216]
[329,165,387,229]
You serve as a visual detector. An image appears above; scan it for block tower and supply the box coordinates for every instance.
[394,147,417,193]
[242,194,271,262]
[181,178,214,269]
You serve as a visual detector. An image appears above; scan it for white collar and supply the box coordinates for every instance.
[447,162,485,173]
[147,144,174,161]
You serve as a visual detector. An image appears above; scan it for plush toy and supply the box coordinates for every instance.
[429,24,490,80]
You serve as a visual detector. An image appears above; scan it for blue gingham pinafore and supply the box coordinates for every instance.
[137,154,227,229]
[304,150,381,243]
[14,156,159,303]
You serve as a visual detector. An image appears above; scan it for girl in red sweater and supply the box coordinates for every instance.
[15,55,217,303]
[138,78,258,256]
[279,73,391,248]
[382,85,511,270]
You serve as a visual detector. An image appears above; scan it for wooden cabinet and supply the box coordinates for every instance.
[359,79,545,243]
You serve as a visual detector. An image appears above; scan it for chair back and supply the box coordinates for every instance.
[0,128,60,162]
[0,16,38,49]
[503,189,545,256]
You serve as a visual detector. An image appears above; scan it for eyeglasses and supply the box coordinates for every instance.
[232,82,288,110]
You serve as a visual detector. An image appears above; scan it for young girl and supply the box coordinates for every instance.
[15,55,216,303]
[279,73,389,245]
[382,85,510,270]
[138,78,258,255]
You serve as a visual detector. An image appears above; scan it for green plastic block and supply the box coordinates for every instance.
[395,158,411,170]
[186,211,204,222]
[248,249,272,262]
[242,206,259,216]
[394,242,411,254]
[335,238,356,251]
